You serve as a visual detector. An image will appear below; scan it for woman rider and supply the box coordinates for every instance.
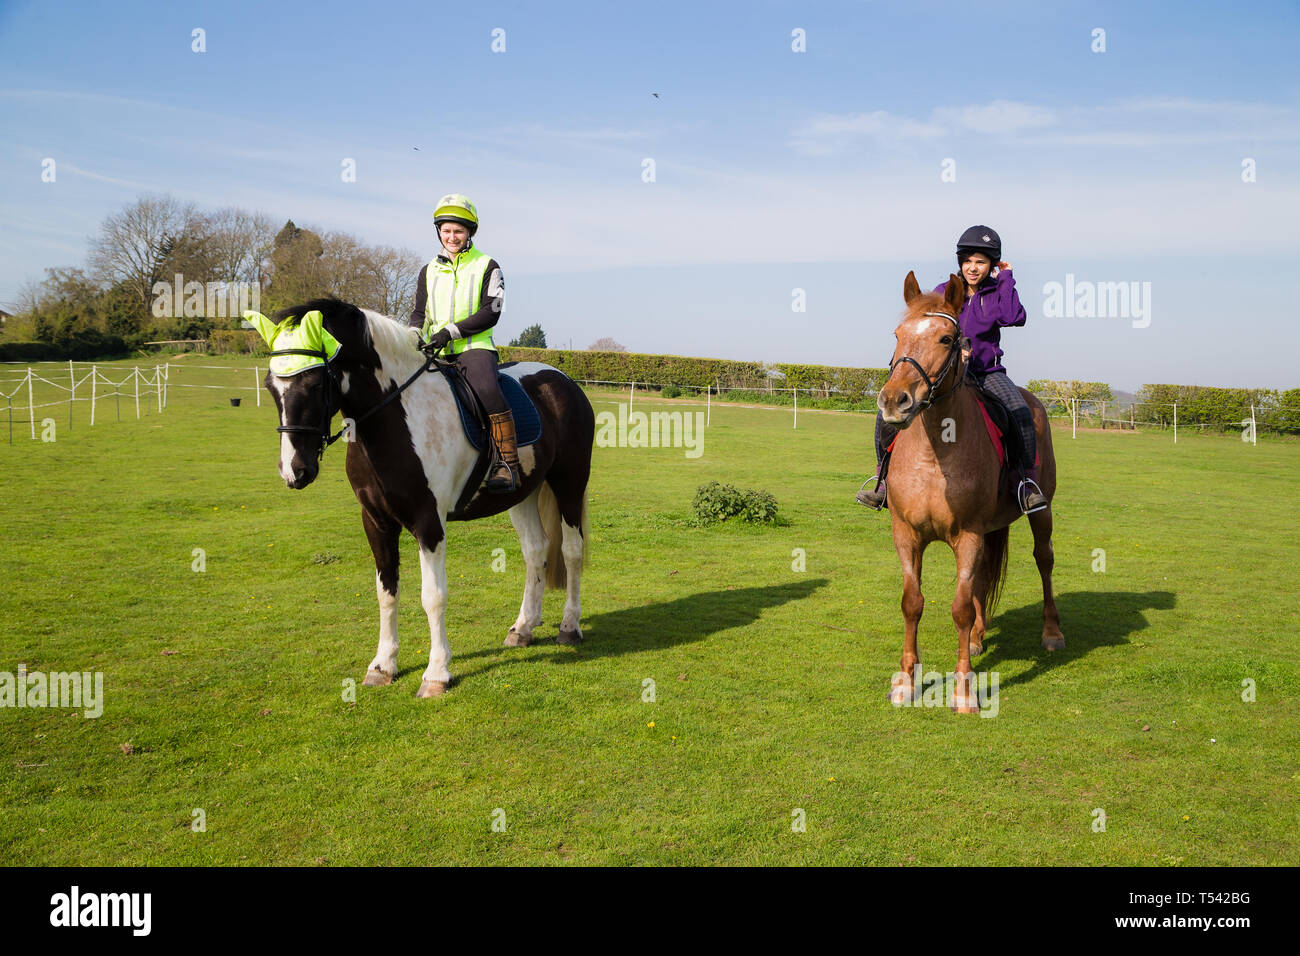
[858,225,1048,514]
[408,193,519,493]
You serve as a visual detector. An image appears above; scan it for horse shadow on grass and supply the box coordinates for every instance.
[973,589,1175,690]
[450,578,830,681]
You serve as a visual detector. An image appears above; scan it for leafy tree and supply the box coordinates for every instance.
[509,324,547,348]
[587,336,626,352]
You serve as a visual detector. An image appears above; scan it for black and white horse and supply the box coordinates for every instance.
[262,298,593,697]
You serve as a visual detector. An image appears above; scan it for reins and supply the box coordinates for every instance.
[888,310,967,412]
[269,345,452,458]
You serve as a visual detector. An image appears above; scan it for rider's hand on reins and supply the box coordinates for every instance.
[421,329,452,357]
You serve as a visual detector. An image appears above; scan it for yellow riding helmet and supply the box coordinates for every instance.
[433,193,479,236]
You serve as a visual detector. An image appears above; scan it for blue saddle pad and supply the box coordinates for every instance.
[450,362,544,450]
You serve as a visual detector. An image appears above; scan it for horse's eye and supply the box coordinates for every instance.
[941,336,953,345]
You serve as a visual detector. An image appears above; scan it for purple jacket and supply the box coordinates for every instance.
[933,269,1026,376]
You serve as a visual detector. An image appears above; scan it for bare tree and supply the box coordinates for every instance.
[205,207,275,285]
[588,336,626,352]
[366,244,424,318]
[88,194,197,311]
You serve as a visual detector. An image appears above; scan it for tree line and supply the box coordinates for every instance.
[1,193,424,356]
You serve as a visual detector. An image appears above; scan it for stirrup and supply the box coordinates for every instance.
[856,474,887,510]
[1017,477,1048,515]
[486,460,519,493]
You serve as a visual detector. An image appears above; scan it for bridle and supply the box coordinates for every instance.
[887,311,966,412]
[269,344,449,459]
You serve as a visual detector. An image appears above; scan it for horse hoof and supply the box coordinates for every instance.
[556,629,583,646]
[362,668,393,687]
[416,679,448,698]
[504,627,534,648]
[1042,633,1065,652]
[888,673,914,705]
[951,700,980,715]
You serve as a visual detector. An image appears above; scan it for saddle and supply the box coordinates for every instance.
[437,361,545,518]
[443,362,543,451]
[973,390,1038,472]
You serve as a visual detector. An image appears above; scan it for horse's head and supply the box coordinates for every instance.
[250,299,371,489]
[877,271,966,428]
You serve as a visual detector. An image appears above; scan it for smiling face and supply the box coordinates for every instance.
[959,253,993,288]
[438,222,470,255]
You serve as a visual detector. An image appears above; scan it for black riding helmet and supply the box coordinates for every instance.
[956,224,1001,264]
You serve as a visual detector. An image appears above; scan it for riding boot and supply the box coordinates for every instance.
[856,450,891,510]
[1018,465,1048,515]
[487,410,521,493]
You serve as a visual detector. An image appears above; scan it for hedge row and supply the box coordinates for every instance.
[496,347,890,400]
[209,330,270,355]
[1135,384,1300,432]
[0,333,128,362]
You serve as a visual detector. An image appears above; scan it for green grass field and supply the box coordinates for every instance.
[2,356,1297,865]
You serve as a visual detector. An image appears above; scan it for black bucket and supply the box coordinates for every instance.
[230,398,242,407]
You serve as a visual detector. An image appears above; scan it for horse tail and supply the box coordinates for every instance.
[983,525,1011,619]
[538,482,590,590]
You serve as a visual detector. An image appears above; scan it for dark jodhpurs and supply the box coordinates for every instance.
[456,348,509,417]
[874,371,1037,473]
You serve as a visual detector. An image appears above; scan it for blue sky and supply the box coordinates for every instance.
[2,0,1297,389]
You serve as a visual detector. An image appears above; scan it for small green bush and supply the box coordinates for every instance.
[692,481,779,525]
[662,384,682,398]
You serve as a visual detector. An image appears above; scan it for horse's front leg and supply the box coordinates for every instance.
[416,525,452,698]
[890,520,925,705]
[950,531,983,714]
[362,509,401,687]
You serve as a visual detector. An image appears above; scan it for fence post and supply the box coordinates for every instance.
[69,360,75,431]
[706,382,710,426]
[163,363,169,408]
[134,367,141,419]
[26,366,35,442]
[254,366,261,407]
[629,381,634,414]
[1071,398,1077,439]
[1100,399,1106,430]
[1173,402,1177,443]
[7,394,11,445]
[91,366,97,426]
[156,366,163,412]
[1251,404,1257,446]
[793,387,798,429]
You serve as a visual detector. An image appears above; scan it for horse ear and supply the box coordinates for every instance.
[943,274,964,314]
[903,271,922,304]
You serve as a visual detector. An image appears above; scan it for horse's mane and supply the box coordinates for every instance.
[359,307,422,362]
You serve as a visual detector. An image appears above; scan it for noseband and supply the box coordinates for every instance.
[888,311,965,412]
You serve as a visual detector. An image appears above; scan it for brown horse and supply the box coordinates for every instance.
[877,272,1064,714]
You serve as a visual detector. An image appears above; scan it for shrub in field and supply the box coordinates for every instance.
[692,481,779,525]
[662,384,682,398]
